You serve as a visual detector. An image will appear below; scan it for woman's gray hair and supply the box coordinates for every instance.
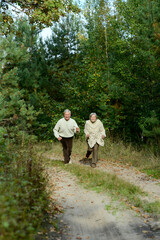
[64,109,71,114]
[89,112,97,118]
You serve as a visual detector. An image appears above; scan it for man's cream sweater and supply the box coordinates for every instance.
[53,118,79,139]
[84,119,106,148]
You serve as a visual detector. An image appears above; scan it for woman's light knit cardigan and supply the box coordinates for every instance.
[84,119,106,148]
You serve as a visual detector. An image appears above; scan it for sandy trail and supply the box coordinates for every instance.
[47,151,160,201]
[45,167,160,240]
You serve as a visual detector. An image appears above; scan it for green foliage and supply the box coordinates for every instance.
[1,0,80,32]
[0,31,40,145]
[0,25,52,239]
[139,111,160,155]
[1,0,160,150]
[0,146,50,240]
[140,112,160,139]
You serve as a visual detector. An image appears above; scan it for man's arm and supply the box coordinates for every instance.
[53,121,61,139]
[73,120,80,133]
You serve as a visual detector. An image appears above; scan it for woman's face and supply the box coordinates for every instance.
[90,114,97,123]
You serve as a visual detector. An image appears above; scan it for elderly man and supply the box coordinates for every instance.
[84,113,106,168]
[53,109,80,164]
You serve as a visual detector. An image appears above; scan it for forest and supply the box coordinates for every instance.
[0,0,160,239]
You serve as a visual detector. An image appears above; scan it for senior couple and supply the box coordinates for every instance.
[53,109,106,168]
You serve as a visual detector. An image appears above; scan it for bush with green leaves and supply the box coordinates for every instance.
[0,146,50,240]
[139,111,160,154]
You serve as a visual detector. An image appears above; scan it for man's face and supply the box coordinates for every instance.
[90,115,97,123]
[64,112,71,121]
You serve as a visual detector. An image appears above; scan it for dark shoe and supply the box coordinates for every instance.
[86,151,91,158]
[91,163,96,168]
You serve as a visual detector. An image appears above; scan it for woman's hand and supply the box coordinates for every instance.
[102,135,105,139]
[86,133,90,138]
[58,137,62,141]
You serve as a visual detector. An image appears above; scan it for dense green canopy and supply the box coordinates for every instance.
[1,0,160,149]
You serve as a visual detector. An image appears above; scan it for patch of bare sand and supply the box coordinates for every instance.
[45,167,160,240]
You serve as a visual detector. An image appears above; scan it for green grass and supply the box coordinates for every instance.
[141,167,160,179]
[105,204,122,216]
[49,160,160,217]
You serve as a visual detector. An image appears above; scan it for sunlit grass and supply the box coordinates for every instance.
[141,167,160,179]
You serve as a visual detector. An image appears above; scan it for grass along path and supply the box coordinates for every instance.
[35,141,160,217]
[49,160,160,219]
[36,139,160,198]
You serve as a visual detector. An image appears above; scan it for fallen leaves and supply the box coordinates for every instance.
[142,214,150,219]
[142,230,149,234]
[131,205,140,213]
[53,204,63,212]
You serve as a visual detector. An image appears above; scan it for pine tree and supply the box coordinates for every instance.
[0,30,38,145]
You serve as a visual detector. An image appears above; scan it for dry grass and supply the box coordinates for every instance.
[35,137,160,171]
[100,138,160,168]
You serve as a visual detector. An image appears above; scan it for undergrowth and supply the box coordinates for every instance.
[0,144,51,240]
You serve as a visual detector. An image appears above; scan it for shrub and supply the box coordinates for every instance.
[0,145,50,240]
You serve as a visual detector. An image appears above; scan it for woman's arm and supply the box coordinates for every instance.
[84,121,89,138]
[100,121,106,139]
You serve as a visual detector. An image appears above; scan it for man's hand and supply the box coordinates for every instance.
[58,137,62,141]
[76,127,80,132]
[102,135,105,139]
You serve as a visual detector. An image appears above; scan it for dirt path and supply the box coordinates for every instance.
[47,152,160,201]
[78,157,160,202]
[44,167,160,240]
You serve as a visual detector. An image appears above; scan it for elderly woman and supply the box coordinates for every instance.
[84,113,106,168]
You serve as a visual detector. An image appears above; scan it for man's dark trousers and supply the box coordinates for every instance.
[61,137,73,163]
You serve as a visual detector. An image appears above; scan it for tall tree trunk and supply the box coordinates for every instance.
[104,16,109,86]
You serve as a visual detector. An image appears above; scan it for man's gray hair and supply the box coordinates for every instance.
[89,112,97,118]
[64,109,71,114]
